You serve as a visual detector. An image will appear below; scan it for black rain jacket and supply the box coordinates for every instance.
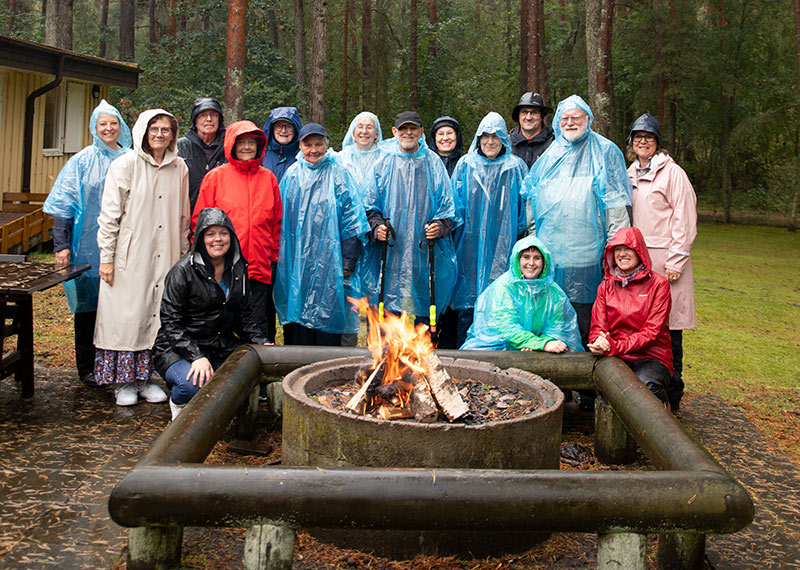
[509,125,554,169]
[153,207,267,378]
[430,116,464,177]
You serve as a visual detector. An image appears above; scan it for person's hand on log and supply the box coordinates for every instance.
[54,249,71,269]
[99,262,114,285]
[587,331,611,355]
[543,340,568,353]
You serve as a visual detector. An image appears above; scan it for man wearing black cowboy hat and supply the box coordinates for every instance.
[509,92,554,169]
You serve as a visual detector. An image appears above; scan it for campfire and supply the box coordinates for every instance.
[344,300,468,423]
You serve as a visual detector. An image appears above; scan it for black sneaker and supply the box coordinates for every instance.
[80,373,99,387]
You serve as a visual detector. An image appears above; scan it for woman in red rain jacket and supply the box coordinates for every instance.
[192,120,281,342]
[588,226,673,405]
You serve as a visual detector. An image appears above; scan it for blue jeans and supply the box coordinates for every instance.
[164,358,224,405]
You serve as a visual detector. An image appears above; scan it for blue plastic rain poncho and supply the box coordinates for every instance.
[338,112,384,187]
[461,235,583,351]
[363,135,459,317]
[521,95,632,304]
[451,112,529,311]
[274,148,369,334]
[42,100,132,313]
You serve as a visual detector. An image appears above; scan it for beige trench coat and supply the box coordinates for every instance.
[95,109,190,351]
[629,154,697,330]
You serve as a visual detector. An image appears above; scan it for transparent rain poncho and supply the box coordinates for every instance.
[42,99,132,313]
[362,135,459,317]
[338,112,384,188]
[450,111,528,311]
[461,235,583,351]
[274,149,369,334]
[521,95,632,304]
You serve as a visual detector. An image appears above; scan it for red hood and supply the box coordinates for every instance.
[224,120,267,172]
[603,226,652,279]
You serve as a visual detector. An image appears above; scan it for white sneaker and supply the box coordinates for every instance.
[169,399,185,420]
[138,380,168,403]
[115,382,138,406]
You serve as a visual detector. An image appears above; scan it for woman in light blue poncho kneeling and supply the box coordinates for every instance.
[42,99,132,386]
[461,235,583,353]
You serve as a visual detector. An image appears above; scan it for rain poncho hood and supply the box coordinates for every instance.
[224,120,267,168]
[43,99,131,313]
[451,112,528,310]
[339,112,384,186]
[274,148,369,334]
[363,135,459,317]
[627,113,663,148]
[461,235,583,351]
[188,97,225,131]
[132,108,179,163]
[522,94,632,303]
[261,106,303,182]
[430,116,463,177]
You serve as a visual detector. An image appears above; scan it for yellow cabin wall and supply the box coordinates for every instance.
[0,68,111,207]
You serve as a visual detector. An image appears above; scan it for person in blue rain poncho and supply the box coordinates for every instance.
[461,235,582,353]
[363,111,459,324]
[521,94,631,410]
[338,111,384,187]
[42,99,132,386]
[261,106,303,182]
[273,123,369,346]
[450,111,529,346]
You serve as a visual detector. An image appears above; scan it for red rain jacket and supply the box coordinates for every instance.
[590,226,674,373]
[192,121,281,285]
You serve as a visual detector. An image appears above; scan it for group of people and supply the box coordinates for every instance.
[43,90,696,417]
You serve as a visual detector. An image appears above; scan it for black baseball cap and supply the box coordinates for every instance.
[394,111,423,128]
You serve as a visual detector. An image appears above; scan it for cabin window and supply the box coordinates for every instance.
[42,81,86,156]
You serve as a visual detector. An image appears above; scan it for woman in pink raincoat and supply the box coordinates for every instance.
[626,113,697,412]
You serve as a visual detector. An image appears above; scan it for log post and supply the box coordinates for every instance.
[244,524,296,570]
[656,532,706,569]
[597,532,647,569]
[594,396,637,464]
[127,525,182,570]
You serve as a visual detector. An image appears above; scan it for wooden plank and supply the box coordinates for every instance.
[2,203,39,213]
[2,192,50,202]
[425,352,469,422]
[1,218,25,254]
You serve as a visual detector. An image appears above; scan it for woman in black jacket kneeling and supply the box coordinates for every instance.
[153,207,268,419]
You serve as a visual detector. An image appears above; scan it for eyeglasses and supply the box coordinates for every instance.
[560,114,586,124]
[632,134,656,143]
[273,123,294,132]
[148,127,173,135]
[519,109,541,117]
[197,111,218,121]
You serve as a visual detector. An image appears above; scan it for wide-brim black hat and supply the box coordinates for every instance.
[512,92,553,122]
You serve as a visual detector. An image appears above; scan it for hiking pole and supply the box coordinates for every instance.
[378,219,396,322]
[427,236,438,345]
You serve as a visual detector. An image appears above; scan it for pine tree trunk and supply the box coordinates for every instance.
[99,0,109,57]
[342,0,350,127]
[361,0,372,108]
[410,0,418,109]
[224,0,246,123]
[8,0,16,29]
[149,0,158,50]
[536,0,548,103]
[309,0,327,123]
[586,0,614,137]
[169,0,176,36]
[294,0,308,116]
[428,0,437,57]
[119,0,135,61]
[267,6,279,48]
[520,0,529,93]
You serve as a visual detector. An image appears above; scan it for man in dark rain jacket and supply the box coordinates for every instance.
[509,92,555,169]
[261,106,303,183]
[177,97,227,211]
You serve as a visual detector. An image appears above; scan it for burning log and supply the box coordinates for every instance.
[377,406,415,420]
[425,352,469,421]
[346,359,385,413]
[410,373,439,423]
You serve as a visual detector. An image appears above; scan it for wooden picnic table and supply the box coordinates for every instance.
[1,260,90,398]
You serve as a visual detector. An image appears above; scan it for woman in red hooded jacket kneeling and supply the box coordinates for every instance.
[588,226,673,405]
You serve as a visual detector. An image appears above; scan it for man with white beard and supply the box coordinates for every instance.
[521,94,632,411]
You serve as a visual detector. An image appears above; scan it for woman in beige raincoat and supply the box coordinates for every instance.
[627,113,697,412]
[95,109,190,406]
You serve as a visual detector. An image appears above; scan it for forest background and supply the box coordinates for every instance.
[2,0,799,227]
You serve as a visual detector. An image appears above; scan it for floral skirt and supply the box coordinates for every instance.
[94,349,154,385]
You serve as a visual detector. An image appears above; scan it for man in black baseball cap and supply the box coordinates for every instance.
[509,92,554,169]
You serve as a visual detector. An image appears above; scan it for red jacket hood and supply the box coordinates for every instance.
[603,226,653,279]
[224,120,267,172]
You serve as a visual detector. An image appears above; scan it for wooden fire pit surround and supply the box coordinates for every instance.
[109,345,754,570]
